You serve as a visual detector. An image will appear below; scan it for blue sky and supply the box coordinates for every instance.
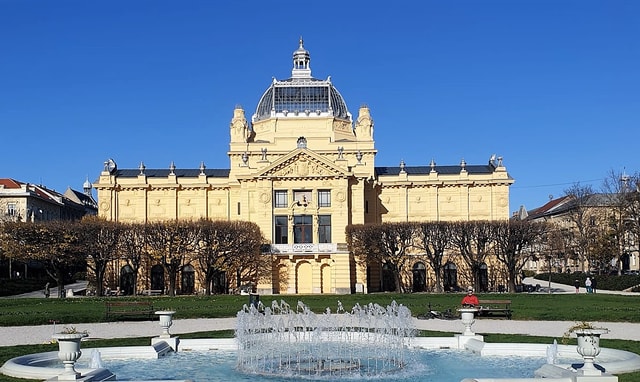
[1,0,638,213]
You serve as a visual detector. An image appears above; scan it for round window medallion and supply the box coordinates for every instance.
[259,192,271,204]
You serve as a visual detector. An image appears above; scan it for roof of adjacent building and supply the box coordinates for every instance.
[0,178,22,189]
[64,187,98,209]
[526,193,619,220]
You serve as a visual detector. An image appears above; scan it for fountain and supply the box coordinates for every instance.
[235,300,415,377]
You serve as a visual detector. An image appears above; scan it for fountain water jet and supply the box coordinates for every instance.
[235,300,415,378]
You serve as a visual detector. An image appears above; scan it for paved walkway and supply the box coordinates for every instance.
[1,316,638,347]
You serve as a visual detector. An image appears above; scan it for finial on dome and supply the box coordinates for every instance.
[292,37,311,78]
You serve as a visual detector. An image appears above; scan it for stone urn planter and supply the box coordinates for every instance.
[574,328,609,374]
[458,308,478,336]
[52,332,89,380]
[155,310,175,338]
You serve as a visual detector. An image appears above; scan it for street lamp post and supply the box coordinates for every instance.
[548,259,552,294]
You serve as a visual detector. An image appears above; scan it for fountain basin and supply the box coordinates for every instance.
[2,337,640,381]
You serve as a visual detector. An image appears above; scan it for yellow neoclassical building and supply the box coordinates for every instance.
[93,39,514,295]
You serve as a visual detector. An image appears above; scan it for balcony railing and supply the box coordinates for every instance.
[268,243,338,254]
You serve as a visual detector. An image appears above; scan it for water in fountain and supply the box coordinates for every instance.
[235,300,415,378]
[546,339,558,365]
[89,349,103,368]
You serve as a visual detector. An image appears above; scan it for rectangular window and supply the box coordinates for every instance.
[237,202,241,215]
[274,216,288,244]
[7,203,16,216]
[318,190,331,207]
[274,190,288,208]
[318,215,331,243]
[294,190,312,206]
[293,215,313,243]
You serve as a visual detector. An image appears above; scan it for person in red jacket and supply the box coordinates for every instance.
[461,287,479,307]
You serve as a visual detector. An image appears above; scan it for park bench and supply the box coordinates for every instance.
[478,299,512,319]
[141,289,163,296]
[105,301,154,321]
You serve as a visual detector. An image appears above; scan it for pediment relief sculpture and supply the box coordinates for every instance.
[260,153,345,178]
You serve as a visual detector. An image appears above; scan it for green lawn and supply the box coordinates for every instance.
[1,293,639,382]
[0,292,638,326]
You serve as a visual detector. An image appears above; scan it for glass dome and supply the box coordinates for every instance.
[252,39,351,123]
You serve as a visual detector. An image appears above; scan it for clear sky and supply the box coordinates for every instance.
[1,0,638,213]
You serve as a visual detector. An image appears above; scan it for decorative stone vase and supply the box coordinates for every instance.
[155,310,175,338]
[574,328,609,375]
[458,308,478,336]
[52,332,88,380]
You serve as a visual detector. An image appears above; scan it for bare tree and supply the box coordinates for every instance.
[602,169,640,273]
[543,223,575,273]
[492,220,546,292]
[118,222,149,295]
[195,219,265,294]
[227,220,268,292]
[146,220,199,296]
[563,183,598,272]
[2,220,84,297]
[78,216,122,296]
[414,221,453,292]
[449,221,493,291]
[347,222,415,293]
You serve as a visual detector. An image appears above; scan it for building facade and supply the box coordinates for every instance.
[522,194,639,275]
[0,178,97,280]
[0,178,97,223]
[93,40,514,294]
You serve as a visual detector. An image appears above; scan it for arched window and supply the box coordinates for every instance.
[181,264,195,295]
[151,265,164,294]
[382,263,396,292]
[478,263,489,292]
[119,265,134,296]
[211,270,227,295]
[412,262,427,292]
[443,262,458,292]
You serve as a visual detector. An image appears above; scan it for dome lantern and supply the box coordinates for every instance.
[252,39,351,123]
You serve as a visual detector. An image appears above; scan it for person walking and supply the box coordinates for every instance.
[591,277,597,294]
[574,279,580,293]
[585,277,592,293]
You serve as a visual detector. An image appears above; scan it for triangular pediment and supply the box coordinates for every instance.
[257,149,349,178]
